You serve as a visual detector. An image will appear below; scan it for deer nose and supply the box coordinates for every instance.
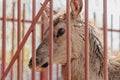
[41,62,48,68]
[28,58,40,68]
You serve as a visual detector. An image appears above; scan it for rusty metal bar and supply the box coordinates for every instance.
[100,28,120,32]
[32,0,36,80]
[40,13,48,80]
[17,0,22,80]
[1,0,49,79]
[103,0,108,79]
[66,0,71,80]
[49,0,53,80]
[1,0,6,80]
[84,0,89,80]
[10,2,15,80]
[0,18,41,23]
[21,3,26,80]
[108,29,120,32]
[111,15,113,51]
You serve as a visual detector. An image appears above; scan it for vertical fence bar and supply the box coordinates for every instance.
[49,0,53,80]
[21,3,26,80]
[66,0,71,80]
[84,0,89,80]
[11,2,15,80]
[111,15,113,51]
[17,0,21,80]
[40,13,48,80]
[32,0,36,80]
[2,0,6,80]
[103,0,108,80]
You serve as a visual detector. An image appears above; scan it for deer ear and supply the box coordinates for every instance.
[70,0,83,19]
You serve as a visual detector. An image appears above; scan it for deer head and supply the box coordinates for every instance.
[28,0,83,71]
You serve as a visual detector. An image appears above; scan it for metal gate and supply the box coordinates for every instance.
[0,0,120,80]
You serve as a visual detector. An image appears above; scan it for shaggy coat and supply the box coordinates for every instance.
[29,0,120,80]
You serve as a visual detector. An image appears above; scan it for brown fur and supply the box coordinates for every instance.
[29,0,120,80]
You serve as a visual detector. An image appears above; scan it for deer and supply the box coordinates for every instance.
[28,0,120,80]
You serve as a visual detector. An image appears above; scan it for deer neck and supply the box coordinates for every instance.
[61,23,104,80]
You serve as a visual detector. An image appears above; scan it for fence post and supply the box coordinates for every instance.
[103,0,108,80]
[49,0,53,80]
[66,0,71,80]
[17,0,22,80]
[32,0,36,80]
[84,0,89,80]
[2,0,6,80]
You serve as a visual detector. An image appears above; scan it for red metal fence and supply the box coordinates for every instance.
[0,0,50,80]
[0,0,120,80]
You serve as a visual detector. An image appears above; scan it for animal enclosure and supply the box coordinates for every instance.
[0,0,120,80]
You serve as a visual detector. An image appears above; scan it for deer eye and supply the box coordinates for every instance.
[57,28,65,38]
